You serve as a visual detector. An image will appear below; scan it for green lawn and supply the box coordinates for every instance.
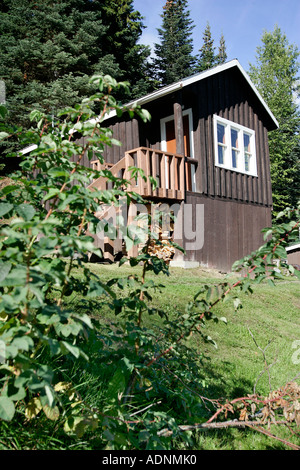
[84,262,300,450]
[1,262,299,450]
[88,263,300,392]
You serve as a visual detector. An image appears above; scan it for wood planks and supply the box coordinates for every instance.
[189,68,273,208]
[183,193,272,272]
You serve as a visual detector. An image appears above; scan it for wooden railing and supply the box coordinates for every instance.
[124,147,186,200]
[88,147,197,200]
[88,158,126,191]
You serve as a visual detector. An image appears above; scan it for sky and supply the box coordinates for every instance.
[133,0,300,72]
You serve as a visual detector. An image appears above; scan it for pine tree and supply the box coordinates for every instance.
[197,22,215,72]
[153,0,196,86]
[100,0,153,98]
[216,32,227,65]
[197,23,227,71]
[0,0,151,137]
[249,26,300,216]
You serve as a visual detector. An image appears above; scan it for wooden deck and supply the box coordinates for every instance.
[88,147,198,262]
[89,147,197,200]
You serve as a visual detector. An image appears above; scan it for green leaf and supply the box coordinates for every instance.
[16,203,36,221]
[43,188,60,202]
[11,336,34,353]
[48,168,69,178]
[61,341,80,358]
[0,105,8,119]
[0,396,15,421]
[72,313,93,330]
[3,382,26,401]
[45,385,55,408]
[41,135,57,151]
[0,202,13,217]
[0,132,9,141]
[0,185,18,196]
[107,368,126,401]
[0,267,27,287]
[0,262,12,282]
[274,245,287,259]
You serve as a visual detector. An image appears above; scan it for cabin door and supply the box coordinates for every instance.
[163,110,195,191]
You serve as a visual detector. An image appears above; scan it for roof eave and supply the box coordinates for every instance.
[104,59,279,129]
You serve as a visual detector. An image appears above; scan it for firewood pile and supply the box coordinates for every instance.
[148,237,175,263]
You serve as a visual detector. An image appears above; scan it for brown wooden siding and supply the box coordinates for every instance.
[179,68,273,208]
[99,117,140,166]
[93,67,274,209]
[182,193,272,272]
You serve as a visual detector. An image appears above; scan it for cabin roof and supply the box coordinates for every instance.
[104,59,279,129]
[20,59,279,156]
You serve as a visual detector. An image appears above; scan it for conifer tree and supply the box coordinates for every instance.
[0,0,151,138]
[249,26,300,216]
[153,0,196,86]
[100,0,153,98]
[197,22,215,72]
[197,23,227,71]
[216,32,228,65]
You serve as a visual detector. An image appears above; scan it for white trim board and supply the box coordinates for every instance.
[103,59,279,129]
[19,59,279,155]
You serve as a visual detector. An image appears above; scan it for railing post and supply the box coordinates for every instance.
[179,156,185,199]
[137,148,146,196]
[170,154,176,197]
[146,148,151,196]
[125,151,135,191]
[152,151,158,197]
[160,153,166,198]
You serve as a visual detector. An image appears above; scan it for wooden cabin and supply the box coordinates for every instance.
[286,244,300,269]
[87,59,278,272]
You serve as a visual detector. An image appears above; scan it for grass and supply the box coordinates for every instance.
[86,263,300,395]
[83,262,300,450]
[1,262,299,450]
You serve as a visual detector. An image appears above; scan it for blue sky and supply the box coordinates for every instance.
[133,0,300,72]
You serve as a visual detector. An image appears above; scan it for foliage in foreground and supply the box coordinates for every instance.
[0,77,299,450]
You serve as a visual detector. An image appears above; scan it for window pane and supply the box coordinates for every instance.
[232,150,238,168]
[231,129,238,148]
[217,123,225,144]
[244,133,250,152]
[244,153,249,171]
[218,145,224,164]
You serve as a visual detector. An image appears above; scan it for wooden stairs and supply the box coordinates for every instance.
[87,147,197,262]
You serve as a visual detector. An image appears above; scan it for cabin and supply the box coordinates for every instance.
[86,59,278,272]
[20,59,278,271]
[286,243,300,269]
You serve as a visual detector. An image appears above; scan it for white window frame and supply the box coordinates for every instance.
[213,115,257,177]
[160,108,196,191]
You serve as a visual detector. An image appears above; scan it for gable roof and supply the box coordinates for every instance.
[20,59,279,156]
[104,59,279,129]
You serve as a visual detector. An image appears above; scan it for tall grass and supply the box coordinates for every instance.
[1,264,299,450]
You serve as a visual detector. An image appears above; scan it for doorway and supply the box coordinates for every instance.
[161,108,195,191]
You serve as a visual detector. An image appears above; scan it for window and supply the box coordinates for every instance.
[213,115,257,176]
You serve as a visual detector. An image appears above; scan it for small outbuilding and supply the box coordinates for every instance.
[88,59,278,271]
